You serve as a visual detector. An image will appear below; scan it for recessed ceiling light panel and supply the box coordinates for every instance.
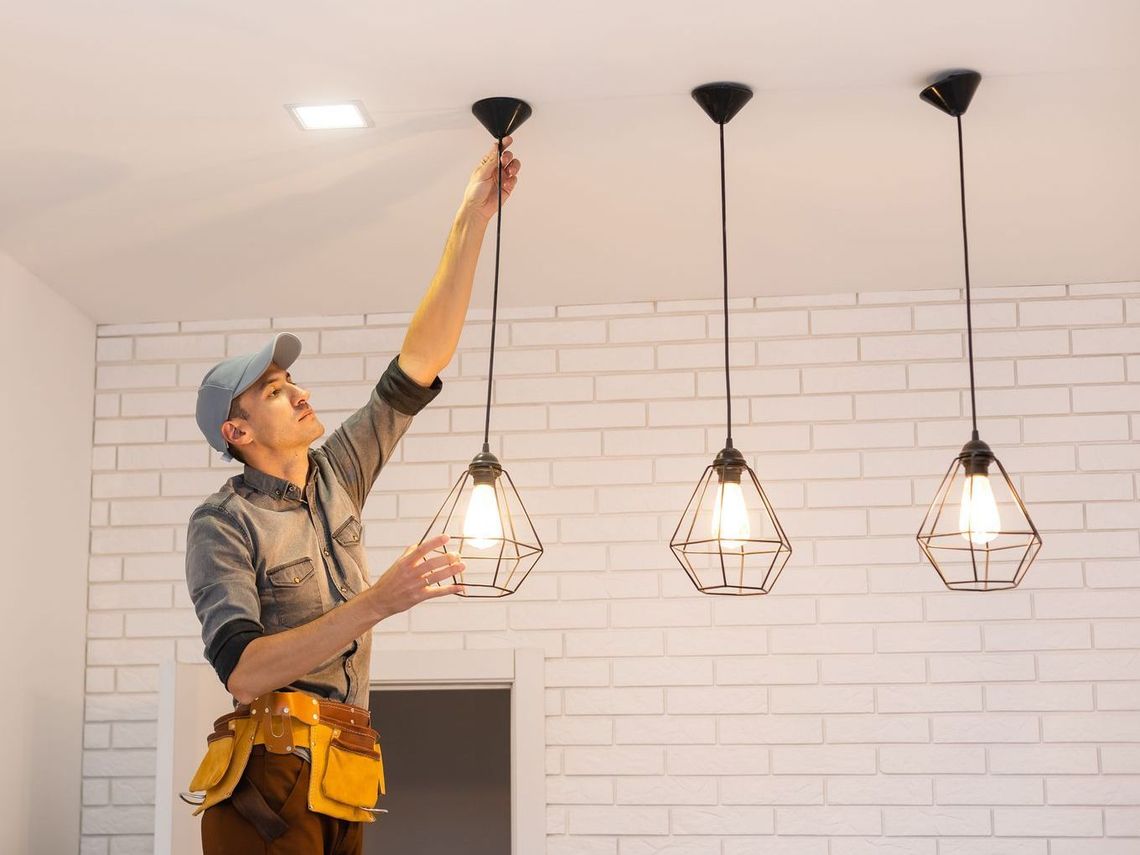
[285,101,372,130]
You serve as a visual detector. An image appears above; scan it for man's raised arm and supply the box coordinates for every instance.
[397,137,521,385]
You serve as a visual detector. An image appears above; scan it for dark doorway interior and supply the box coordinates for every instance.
[364,688,511,855]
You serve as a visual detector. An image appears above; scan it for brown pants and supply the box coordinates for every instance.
[201,747,363,855]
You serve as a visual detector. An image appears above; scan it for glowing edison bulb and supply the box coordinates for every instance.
[958,473,1001,545]
[711,479,751,550]
[463,482,503,549]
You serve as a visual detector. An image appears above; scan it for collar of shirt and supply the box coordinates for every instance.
[240,452,317,503]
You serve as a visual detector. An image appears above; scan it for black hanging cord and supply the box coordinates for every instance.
[719,121,733,448]
[482,139,504,452]
[956,115,979,441]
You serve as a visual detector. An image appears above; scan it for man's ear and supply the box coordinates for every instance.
[221,420,249,448]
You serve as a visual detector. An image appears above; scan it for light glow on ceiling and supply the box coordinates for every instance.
[286,102,371,130]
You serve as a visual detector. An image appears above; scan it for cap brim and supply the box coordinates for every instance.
[271,332,303,373]
[233,332,303,399]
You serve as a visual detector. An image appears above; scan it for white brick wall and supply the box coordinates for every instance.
[83,283,1140,853]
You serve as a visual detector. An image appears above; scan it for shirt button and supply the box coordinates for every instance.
[339,585,347,594]
[322,548,330,557]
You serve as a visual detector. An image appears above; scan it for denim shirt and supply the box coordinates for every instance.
[185,357,441,708]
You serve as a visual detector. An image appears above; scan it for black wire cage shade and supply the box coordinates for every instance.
[917,439,1042,591]
[671,446,792,595]
[418,97,543,598]
[669,83,792,596]
[423,450,543,598]
[915,70,1042,590]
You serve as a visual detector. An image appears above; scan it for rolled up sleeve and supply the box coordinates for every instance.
[185,507,263,688]
[320,356,442,512]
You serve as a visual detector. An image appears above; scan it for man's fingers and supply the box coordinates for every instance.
[424,562,465,586]
[403,535,449,567]
[424,582,466,599]
[475,140,517,178]
[417,552,461,577]
[475,143,500,176]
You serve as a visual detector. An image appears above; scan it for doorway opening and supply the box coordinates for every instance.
[364,688,510,854]
[366,647,545,854]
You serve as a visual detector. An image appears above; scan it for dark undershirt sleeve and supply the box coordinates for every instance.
[376,355,443,416]
[206,618,264,687]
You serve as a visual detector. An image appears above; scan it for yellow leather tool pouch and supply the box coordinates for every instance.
[308,723,386,823]
[190,715,257,815]
[323,730,386,806]
[189,731,234,793]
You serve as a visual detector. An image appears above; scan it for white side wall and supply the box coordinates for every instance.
[0,252,93,855]
[83,282,1140,854]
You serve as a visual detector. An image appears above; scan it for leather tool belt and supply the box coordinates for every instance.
[185,691,386,824]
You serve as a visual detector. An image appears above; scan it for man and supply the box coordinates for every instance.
[184,138,521,854]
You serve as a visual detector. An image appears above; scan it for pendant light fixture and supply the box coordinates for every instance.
[915,70,1042,590]
[418,97,543,598]
[669,82,792,596]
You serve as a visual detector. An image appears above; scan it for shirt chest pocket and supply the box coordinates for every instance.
[331,516,368,592]
[332,516,362,547]
[265,557,322,628]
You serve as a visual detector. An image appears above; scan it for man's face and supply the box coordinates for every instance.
[225,362,324,457]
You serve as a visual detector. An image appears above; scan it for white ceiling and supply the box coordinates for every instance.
[2,0,1138,323]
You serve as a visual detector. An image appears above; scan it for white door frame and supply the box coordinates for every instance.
[155,648,546,855]
[370,647,546,855]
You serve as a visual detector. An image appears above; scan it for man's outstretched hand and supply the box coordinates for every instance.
[366,534,465,620]
[462,136,522,222]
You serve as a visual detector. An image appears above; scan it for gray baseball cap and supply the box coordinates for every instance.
[195,332,303,460]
